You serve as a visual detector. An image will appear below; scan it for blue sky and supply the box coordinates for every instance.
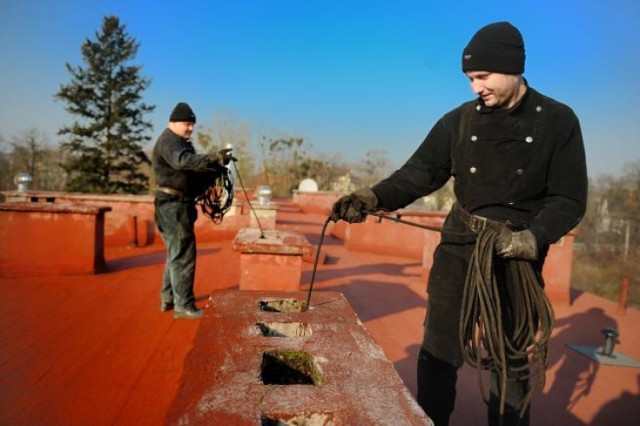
[1,0,638,177]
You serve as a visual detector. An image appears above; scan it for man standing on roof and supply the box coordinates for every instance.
[152,102,233,319]
[330,22,587,425]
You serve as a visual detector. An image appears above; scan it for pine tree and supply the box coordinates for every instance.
[55,16,154,194]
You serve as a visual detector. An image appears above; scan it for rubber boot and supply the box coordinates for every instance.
[488,402,530,426]
[416,348,458,426]
[487,372,530,426]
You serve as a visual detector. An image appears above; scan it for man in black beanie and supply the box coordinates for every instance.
[331,22,587,425]
[152,102,233,319]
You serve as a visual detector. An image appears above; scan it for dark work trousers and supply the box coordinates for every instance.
[154,195,198,310]
[417,241,534,426]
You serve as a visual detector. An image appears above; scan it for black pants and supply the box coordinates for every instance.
[417,241,533,426]
[154,196,198,310]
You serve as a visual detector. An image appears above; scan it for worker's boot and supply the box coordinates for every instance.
[173,305,204,319]
[488,402,530,426]
[416,348,458,426]
[487,371,530,426]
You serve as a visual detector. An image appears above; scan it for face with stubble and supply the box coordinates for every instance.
[465,71,525,109]
[168,121,195,139]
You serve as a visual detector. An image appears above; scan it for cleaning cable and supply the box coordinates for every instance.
[460,227,553,419]
[304,209,553,419]
[230,160,265,238]
[196,146,265,237]
[196,168,234,224]
[304,216,332,310]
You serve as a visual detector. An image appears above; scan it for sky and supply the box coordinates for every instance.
[1,0,639,178]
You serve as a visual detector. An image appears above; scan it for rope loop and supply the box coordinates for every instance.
[196,168,234,224]
[460,227,554,418]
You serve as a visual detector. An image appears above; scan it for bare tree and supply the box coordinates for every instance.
[0,134,12,191]
[297,153,351,191]
[259,135,306,197]
[577,163,639,254]
[4,128,66,191]
[10,128,46,179]
[352,148,394,188]
[196,110,257,190]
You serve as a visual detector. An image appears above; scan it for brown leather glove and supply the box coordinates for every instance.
[495,226,538,261]
[330,188,378,223]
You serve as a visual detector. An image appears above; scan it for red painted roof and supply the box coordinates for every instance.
[1,201,638,425]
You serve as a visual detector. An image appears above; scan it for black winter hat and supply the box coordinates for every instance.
[462,22,525,74]
[169,102,196,123]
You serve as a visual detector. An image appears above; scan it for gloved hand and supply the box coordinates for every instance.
[494,225,538,261]
[330,188,378,223]
[211,148,237,166]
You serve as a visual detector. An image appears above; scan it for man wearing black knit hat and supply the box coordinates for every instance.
[152,102,233,319]
[331,22,587,425]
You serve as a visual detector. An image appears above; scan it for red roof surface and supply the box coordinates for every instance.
[1,201,638,425]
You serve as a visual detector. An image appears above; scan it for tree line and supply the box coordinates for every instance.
[0,15,393,198]
[0,15,637,258]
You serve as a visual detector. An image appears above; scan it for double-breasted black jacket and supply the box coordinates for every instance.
[372,86,588,248]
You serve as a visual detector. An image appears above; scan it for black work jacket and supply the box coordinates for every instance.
[152,128,222,199]
[372,87,588,246]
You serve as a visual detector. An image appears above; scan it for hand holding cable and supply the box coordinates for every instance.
[210,148,238,167]
[330,188,378,223]
[495,224,538,261]
[198,146,237,224]
[461,226,552,418]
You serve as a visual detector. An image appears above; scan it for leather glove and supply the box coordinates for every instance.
[495,225,538,261]
[330,188,378,223]
[211,148,237,166]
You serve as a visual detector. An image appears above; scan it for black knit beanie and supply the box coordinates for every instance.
[169,102,196,123]
[462,22,525,74]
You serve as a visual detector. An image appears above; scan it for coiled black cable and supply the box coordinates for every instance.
[196,168,234,224]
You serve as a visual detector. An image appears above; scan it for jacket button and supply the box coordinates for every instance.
[516,168,524,175]
[536,105,543,112]
[471,135,478,142]
[525,136,533,143]
[476,105,482,111]
[470,167,477,174]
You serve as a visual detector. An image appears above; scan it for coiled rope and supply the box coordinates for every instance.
[460,227,554,419]
[305,211,554,420]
